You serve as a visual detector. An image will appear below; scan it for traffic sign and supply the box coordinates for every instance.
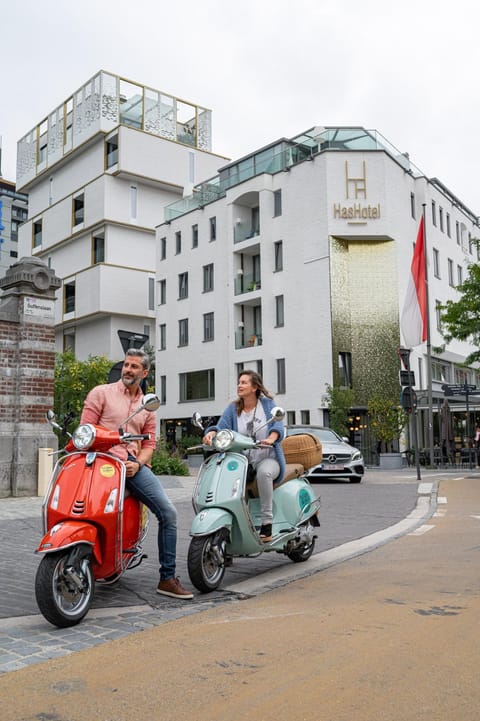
[442,383,477,396]
[400,386,417,412]
[399,370,415,386]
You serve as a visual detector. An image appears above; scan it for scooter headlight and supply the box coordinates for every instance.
[72,423,96,450]
[213,429,234,451]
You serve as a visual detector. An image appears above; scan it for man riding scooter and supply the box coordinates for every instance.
[80,348,193,600]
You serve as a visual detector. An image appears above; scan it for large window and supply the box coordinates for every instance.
[179,369,215,401]
[203,312,214,341]
[33,219,42,248]
[178,272,188,299]
[203,263,214,292]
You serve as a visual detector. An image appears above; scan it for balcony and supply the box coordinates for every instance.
[234,273,261,295]
[234,223,260,244]
[235,327,263,350]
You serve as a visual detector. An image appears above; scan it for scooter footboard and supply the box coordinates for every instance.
[36,521,101,564]
[190,508,233,537]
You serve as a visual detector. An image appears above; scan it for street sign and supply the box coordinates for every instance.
[399,370,415,386]
[442,383,477,396]
[400,386,417,412]
[397,347,411,370]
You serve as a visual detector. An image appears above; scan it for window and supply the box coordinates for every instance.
[158,279,166,305]
[276,358,286,394]
[273,189,282,217]
[160,236,166,260]
[130,186,137,220]
[251,206,260,236]
[179,369,215,401]
[160,375,166,404]
[338,351,352,387]
[275,295,284,326]
[159,323,166,350]
[203,263,214,292]
[457,264,463,285]
[148,277,155,311]
[287,411,296,425]
[433,248,440,278]
[209,216,216,241]
[448,258,454,286]
[192,224,198,248]
[178,318,189,346]
[203,312,214,341]
[435,300,442,332]
[301,410,310,424]
[175,231,182,255]
[431,359,450,383]
[64,281,76,313]
[274,240,283,271]
[410,192,416,219]
[92,232,105,263]
[456,221,460,245]
[256,360,263,377]
[178,272,188,299]
[33,219,42,248]
[73,193,84,226]
[252,254,261,287]
[439,207,444,232]
[63,331,75,353]
[431,200,436,226]
[446,213,451,237]
[106,134,118,167]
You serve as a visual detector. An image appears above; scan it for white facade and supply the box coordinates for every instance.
[17,71,228,360]
[155,127,480,458]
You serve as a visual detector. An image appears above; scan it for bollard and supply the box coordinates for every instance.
[38,448,53,496]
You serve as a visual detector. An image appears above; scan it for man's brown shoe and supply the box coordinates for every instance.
[156,577,194,599]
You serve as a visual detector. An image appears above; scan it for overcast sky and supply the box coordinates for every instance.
[2,0,480,212]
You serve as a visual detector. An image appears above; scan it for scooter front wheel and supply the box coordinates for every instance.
[188,532,227,592]
[287,519,316,563]
[35,550,94,627]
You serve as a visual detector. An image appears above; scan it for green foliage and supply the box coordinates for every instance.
[440,259,480,365]
[173,434,204,456]
[368,394,408,446]
[150,436,189,476]
[54,351,113,423]
[324,384,355,436]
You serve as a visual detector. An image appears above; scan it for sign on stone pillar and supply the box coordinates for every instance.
[0,257,61,496]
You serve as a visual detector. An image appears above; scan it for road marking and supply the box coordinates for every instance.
[434,509,447,517]
[437,496,448,504]
[418,482,434,495]
[408,524,435,536]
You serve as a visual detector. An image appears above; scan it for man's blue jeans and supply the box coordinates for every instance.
[126,463,177,580]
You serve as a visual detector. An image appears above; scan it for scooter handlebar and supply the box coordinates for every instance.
[121,433,151,442]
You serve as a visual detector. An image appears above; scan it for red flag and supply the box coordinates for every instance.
[401,216,427,347]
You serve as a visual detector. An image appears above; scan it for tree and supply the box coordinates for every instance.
[368,394,408,453]
[324,384,355,436]
[54,352,113,434]
[440,260,480,365]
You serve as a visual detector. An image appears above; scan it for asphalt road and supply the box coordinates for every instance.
[1,471,479,720]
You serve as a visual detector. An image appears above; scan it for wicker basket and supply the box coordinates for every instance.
[281,433,322,468]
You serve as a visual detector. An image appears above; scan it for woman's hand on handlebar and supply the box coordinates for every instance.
[203,431,216,446]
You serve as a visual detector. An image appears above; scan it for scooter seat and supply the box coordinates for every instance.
[246,462,305,498]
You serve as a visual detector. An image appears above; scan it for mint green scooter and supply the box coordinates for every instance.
[187,408,321,592]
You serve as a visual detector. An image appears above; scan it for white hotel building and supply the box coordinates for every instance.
[16,70,228,359]
[155,126,480,462]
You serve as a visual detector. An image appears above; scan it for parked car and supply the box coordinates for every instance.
[285,426,365,483]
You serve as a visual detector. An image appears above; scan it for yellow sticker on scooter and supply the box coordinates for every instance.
[100,464,115,478]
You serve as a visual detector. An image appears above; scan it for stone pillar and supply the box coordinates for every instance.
[0,257,61,496]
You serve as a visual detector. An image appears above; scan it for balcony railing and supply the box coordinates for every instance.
[234,273,261,295]
[235,328,263,349]
[234,224,260,244]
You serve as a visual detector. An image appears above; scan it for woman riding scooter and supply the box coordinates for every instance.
[203,370,285,542]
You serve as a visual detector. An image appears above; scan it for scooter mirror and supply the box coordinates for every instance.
[46,410,56,423]
[192,412,204,430]
[142,393,161,412]
[270,406,285,421]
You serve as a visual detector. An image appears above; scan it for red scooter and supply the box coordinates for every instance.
[34,393,160,627]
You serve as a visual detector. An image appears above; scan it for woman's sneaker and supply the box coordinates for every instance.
[157,577,194,599]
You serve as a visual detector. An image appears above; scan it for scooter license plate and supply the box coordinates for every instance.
[322,464,344,470]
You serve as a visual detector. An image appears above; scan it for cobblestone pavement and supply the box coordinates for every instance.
[0,468,441,675]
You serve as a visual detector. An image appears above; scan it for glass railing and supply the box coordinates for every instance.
[234,224,260,244]
[234,274,261,295]
[235,329,263,349]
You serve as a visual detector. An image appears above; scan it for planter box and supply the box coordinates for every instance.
[379,452,403,470]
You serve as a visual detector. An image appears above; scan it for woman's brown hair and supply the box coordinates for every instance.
[234,370,273,415]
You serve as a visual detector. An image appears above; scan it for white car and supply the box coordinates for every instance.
[285,426,365,483]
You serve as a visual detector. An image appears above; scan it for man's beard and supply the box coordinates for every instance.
[121,375,140,387]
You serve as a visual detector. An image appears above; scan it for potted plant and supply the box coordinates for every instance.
[368,394,408,469]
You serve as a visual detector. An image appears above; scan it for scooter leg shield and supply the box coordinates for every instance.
[190,508,233,537]
[36,521,101,564]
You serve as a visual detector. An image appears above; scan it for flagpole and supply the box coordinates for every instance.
[422,203,435,466]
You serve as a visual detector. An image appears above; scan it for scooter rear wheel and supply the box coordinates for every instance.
[35,550,94,627]
[188,532,227,592]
